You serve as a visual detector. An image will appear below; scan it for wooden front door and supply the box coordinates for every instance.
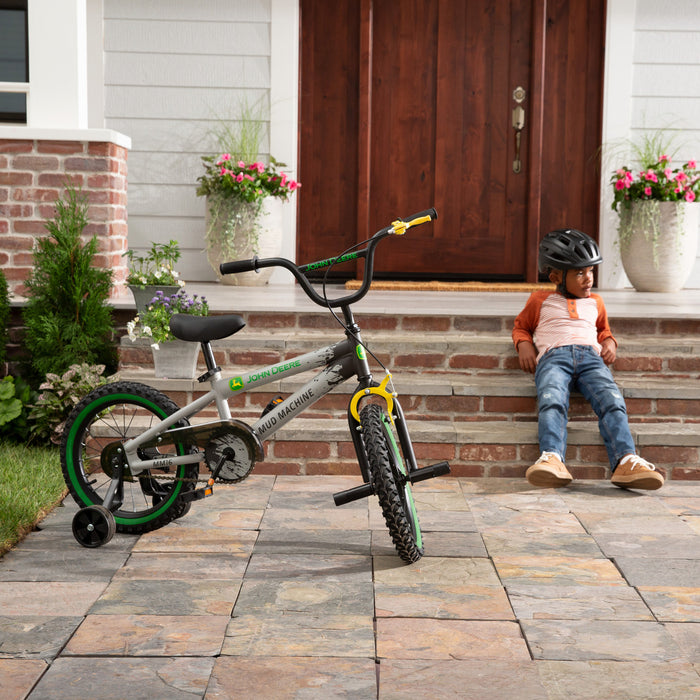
[298,0,605,282]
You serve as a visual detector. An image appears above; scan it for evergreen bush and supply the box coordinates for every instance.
[22,185,117,382]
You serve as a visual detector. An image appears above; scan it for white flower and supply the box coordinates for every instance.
[151,342,160,350]
[126,319,138,342]
[143,326,152,337]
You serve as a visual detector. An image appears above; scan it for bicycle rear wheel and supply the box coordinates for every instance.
[360,403,423,563]
[61,381,198,535]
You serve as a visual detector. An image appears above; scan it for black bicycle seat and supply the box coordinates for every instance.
[169,313,246,342]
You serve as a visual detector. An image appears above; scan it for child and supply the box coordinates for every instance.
[512,228,664,490]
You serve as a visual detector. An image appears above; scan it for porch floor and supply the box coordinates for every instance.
[111,283,700,320]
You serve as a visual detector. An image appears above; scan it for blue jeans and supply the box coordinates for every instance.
[535,345,636,470]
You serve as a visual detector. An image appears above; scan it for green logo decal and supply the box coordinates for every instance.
[356,345,366,360]
[229,377,244,392]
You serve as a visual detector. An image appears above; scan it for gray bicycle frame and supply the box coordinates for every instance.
[122,335,368,475]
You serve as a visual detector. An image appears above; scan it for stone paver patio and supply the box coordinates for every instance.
[0,475,699,699]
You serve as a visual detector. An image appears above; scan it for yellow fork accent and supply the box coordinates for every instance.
[350,373,396,424]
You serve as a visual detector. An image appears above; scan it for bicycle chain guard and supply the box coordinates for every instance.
[136,419,264,483]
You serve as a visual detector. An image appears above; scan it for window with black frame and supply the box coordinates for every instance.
[0,0,28,124]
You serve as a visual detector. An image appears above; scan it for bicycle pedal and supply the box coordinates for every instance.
[408,461,451,484]
[181,485,214,502]
[261,395,284,417]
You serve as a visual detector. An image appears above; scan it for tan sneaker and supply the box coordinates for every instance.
[526,452,573,488]
[611,454,664,490]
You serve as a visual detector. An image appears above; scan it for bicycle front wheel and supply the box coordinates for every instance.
[360,403,423,563]
[61,381,198,535]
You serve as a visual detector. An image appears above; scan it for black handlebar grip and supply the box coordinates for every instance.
[403,207,438,223]
[220,256,258,275]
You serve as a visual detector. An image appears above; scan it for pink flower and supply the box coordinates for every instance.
[615,179,626,191]
[644,186,652,196]
[658,154,669,165]
[676,172,688,183]
[236,173,244,183]
[238,161,246,168]
[685,190,696,202]
[289,181,300,190]
[646,170,658,183]
[688,160,697,169]
[664,169,673,179]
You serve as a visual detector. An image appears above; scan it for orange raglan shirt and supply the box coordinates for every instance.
[512,290,617,362]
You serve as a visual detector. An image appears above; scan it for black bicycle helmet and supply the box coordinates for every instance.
[538,228,603,272]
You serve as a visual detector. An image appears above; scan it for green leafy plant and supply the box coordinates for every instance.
[0,269,9,368]
[0,376,22,427]
[123,239,185,288]
[0,375,35,443]
[126,289,209,349]
[28,363,113,445]
[22,185,117,382]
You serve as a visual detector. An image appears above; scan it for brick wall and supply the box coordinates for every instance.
[0,138,129,297]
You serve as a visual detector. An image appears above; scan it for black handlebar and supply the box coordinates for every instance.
[219,208,438,308]
[220,257,260,275]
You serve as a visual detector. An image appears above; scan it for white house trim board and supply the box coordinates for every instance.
[27,0,88,128]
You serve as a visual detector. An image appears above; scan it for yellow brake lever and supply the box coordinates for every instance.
[391,214,433,236]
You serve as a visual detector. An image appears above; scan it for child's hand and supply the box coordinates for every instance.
[600,337,617,364]
[517,341,538,374]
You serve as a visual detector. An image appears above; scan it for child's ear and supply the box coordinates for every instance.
[548,269,563,284]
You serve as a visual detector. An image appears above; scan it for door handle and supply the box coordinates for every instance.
[512,86,526,173]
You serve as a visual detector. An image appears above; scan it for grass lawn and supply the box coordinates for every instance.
[0,441,67,556]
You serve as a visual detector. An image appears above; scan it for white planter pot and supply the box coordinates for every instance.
[619,201,699,292]
[151,340,199,379]
[205,196,284,286]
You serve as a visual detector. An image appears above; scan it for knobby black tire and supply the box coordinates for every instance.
[60,381,198,535]
[360,403,423,563]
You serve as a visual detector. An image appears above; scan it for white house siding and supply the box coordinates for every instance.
[101,0,700,288]
[103,0,289,283]
[601,0,700,288]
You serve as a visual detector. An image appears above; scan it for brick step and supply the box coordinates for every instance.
[117,367,700,425]
[119,331,700,378]
[235,418,699,482]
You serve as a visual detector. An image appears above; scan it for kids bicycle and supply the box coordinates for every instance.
[60,208,450,563]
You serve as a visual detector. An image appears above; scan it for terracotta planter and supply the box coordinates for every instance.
[151,340,199,379]
[619,201,699,292]
[128,284,180,314]
[204,196,283,286]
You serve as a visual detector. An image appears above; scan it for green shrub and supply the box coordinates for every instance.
[0,269,9,368]
[22,185,117,383]
[28,363,113,445]
[0,375,35,443]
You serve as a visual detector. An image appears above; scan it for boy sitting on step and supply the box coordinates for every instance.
[512,228,664,490]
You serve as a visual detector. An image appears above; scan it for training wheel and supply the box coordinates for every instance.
[72,505,116,548]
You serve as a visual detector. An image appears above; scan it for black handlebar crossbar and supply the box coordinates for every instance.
[219,208,438,308]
